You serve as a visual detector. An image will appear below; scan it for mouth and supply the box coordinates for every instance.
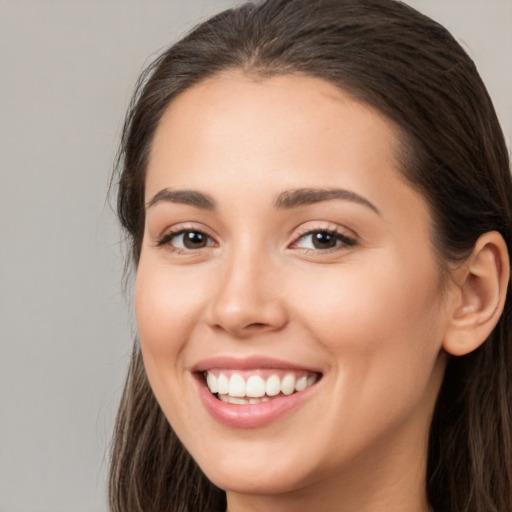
[193,357,323,427]
[200,368,321,405]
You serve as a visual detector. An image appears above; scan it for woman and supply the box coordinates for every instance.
[109,0,512,511]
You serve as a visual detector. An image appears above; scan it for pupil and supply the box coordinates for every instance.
[313,231,336,249]
[184,231,206,248]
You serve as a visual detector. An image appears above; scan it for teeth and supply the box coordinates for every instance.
[227,396,249,405]
[205,370,319,401]
[265,375,281,396]
[249,396,270,404]
[229,374,246,397]
[218,395,271,405]
[246,375,266,397]
[206,372,218,393]
[295,375,308,392]
[217,373,229,394]
[281,374,295,395]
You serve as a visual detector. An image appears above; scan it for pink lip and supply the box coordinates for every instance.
[195,379,318,428]
[192,356,322,429]
[192,355,321,373]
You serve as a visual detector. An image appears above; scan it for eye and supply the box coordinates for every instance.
[292,229,356,251]
[157,229,215,250]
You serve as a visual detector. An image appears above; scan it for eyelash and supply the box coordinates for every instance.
[155,228,215,252]
[155,227,357,254]
[290,228,357,253]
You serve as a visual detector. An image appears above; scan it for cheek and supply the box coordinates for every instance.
[133,258,214,431]
[288,255,446,447]
[289,250,445,393]
[134,258,208,375]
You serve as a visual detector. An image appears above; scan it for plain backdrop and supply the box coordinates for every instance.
[0,1,510,511]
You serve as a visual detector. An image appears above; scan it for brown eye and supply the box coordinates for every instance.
[293,229,356,251]
[157,229,214,250]
[182,231,208,249]
[311,231,338,249]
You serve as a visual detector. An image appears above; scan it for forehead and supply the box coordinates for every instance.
[147,72,405,195]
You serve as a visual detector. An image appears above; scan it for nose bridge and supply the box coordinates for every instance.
[206,236,287,336]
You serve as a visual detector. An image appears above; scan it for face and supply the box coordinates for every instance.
[136,73,452,504]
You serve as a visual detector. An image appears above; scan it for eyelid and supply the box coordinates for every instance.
[154,223,218,249]
[288,222,358,252]
[291,221,356,240]
[152,221,357,254]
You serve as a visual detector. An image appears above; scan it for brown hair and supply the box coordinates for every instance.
[109,1,512,510]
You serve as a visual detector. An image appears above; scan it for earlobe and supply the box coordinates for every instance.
[443,231,510,357]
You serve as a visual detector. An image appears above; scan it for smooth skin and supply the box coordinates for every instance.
[135,72,509,512]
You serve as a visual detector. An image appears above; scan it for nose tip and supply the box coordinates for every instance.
[205,264,289,338]
[209,298,288,338]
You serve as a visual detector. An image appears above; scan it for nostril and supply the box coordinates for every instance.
[247,322,268,329]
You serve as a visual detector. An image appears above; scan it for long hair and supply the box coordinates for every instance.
[109,1,512,510]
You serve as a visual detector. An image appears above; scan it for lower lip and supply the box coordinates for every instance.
[195,376,318,428]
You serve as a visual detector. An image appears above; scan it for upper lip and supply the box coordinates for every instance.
[192,355,322,374]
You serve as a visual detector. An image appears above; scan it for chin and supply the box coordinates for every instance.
[205,467,309,496]
[192,446,320,496]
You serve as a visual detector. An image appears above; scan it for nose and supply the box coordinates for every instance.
[205,249,289,338]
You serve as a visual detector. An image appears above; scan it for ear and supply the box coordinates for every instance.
[443,231,510,356]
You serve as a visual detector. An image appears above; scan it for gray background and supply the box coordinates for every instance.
[0,1,510,511]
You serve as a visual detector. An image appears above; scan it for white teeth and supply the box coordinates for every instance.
[206,372,218,393]
[229,374,246,397]
[265,375,281,396]
[217,373,229,394]
[249,396,270,404]
[246,375,266,397]
[281,374,295,395]
[205,370,319,401]
[218,394,249,404]
[219,395,270,404]
[295,375,308,392]
[228,396,249,405]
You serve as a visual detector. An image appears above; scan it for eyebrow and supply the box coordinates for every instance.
[274,188,379,214]
[146,186,379,214]
[146,189,216,210]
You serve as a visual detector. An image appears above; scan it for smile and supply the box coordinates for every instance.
[193,357,322,427]
[204,369,319,405]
